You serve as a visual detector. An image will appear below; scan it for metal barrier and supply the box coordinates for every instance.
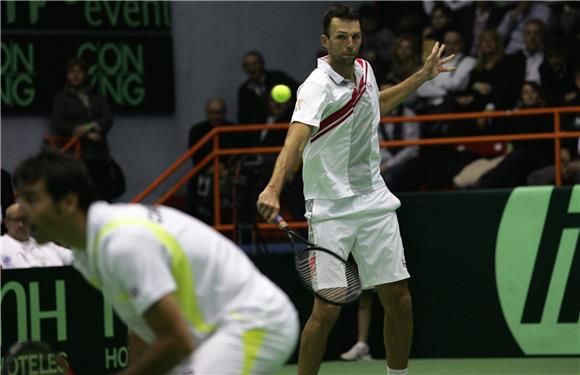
[44,135,81,157]
[131,107,580,232]
[48,107,580,232]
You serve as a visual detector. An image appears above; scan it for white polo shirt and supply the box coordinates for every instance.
[1,235,73,269]
[291,56,386,199]
[73,202,295,371]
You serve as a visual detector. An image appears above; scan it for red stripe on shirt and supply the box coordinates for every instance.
[312,59,368,143]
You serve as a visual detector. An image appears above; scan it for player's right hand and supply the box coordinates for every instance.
[256,187,280,223]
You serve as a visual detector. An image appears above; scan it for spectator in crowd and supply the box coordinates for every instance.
[497,1,555,55]
[417,30,476,114]
[460,2,505,57]
[52,57,120,201]
[1,203,72,269]
[478,81,553,188]
[414,33,475,189]
[422,3,454,41]
[263,96,305,222]
[237,51,298,127]
[260,96,295,148]
[187,98,238,225]
[527,68,580,186]
[540,42,575,106]
[340,290,375,362]
[386,34,422,112]
[455,29,511,111]
[377,1,428,36]
[387,34,421,84]
[1,168,15,234]
[503,18,549,109]
[449,30,512,189]
[379,81,422,193]
[358,3,395,86]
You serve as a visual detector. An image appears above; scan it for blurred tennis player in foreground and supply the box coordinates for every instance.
[257,5,455,375]
[14,151,299,375]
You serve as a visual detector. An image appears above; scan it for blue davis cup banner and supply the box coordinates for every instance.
[1,1,174,114]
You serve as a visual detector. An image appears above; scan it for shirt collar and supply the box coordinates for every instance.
[317,55,362,85]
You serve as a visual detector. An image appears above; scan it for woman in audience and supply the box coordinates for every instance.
[52,57,118,201]
[478,81,553,188]
[455,29,511,112]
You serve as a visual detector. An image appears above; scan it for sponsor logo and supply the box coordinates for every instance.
[496,186,579,354]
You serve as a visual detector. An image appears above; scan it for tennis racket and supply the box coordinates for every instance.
[275,215,362,305]
[2,341,73,375]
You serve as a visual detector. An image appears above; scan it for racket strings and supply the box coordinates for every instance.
[295,248,361,304]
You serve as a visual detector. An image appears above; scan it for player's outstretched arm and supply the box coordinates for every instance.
[257,122,312,223]
[117,293,195,375]
[378,41,456,116]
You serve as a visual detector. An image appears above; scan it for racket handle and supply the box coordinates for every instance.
[275,215,288,229]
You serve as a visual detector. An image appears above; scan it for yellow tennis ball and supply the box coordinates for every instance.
[271,84,292,103]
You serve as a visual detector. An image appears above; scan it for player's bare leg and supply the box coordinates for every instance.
[376,279,413,370]
[297,298,341,375]
[357,290,373,343]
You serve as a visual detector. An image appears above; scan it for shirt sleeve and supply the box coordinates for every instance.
[101,230,177,315]
[290,82,328,128]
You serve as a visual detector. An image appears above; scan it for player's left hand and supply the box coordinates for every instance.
[422,41,456,81]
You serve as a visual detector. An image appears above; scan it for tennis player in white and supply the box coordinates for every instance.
[257,5,455,375]
[14,152,299,375]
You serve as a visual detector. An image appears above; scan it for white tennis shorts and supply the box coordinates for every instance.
[187,303,299,375]
[305,186,410,290]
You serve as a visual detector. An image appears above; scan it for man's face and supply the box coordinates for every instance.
[242,54,264,81]
[17,179,66,244]
[205,101,226,126]
[524,22,544,54]
[4,205,30,241]
[323,18,362,67]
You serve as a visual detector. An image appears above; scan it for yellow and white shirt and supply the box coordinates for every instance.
[73,202,297,373]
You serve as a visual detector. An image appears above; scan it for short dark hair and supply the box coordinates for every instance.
[243,51,265,66]
[13,151,97,212]
[65,56,87,73]
[323,5,359,36]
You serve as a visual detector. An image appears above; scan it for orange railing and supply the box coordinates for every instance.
[131,106,580,232]
[44,135,81,158]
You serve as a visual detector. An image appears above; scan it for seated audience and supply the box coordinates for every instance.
[386,34,422,110]
[417,30,476,113]
[1,203,72,269]
[478,81,553,188]
[503,19,547,108]
[497,1,555,55]
[539,42,576,106]
[358,3,395,85]
[422,3,454,41]
[455,29,511,111]
[237,51,298,127]
[461,1,505,57]
[527,68,580,186]
[379,82,422,192]
[187,98,239,225]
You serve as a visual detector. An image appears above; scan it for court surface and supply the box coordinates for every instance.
[279,358,580,375]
